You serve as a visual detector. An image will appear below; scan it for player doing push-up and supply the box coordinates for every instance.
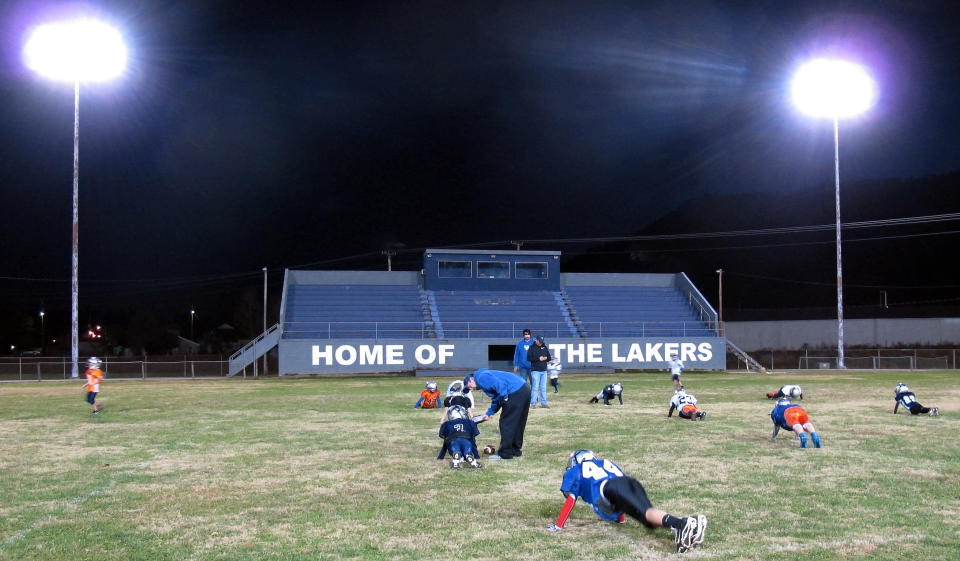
[770,398,822,448]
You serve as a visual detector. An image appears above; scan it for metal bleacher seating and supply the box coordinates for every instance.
[283,284,425,339]
[429,290,579,339]
[563,285,714,337]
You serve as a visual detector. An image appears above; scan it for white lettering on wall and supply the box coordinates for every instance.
[697,342,713,361]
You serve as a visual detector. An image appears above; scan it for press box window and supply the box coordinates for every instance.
[438,260,472,278]
[516,262,547,279]
[477,261,510,279]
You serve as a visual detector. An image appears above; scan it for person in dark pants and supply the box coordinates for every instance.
[464,368,531,460]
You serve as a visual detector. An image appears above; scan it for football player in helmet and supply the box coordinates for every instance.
[440,380,475,422]
[668,388,707,421]
[546,449,708,553]
[437,405,482,468]
[766,384,803,400]
[81,357,105,415]
[667,353,685,389]
[589,382,624,406]
[894,383,939,416]
[770,398,822,448]
[414,381,442,409]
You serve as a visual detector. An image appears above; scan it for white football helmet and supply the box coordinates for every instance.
[426,381,438,392]
[447,405,468,421]
[568,449,595,468]
[895,383,910,395]
[674,387,687,396]
[788,386,802,399]
[612,382,623,395]
[87,357,102,369]
[776,398,792,406]
[447,380,463,395]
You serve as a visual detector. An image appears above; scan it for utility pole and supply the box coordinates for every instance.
[715,269,724,336]
[262,266,268,376]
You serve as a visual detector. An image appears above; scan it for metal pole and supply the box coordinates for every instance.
[71,80,80,378]
[262,266,268,376]
[716,268,723,336]
[833,117,845,369]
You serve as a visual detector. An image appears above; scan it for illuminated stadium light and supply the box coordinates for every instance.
[791,59,876,119]
[23,20,127,82]
[791,58,875,369]
[23,18,127,377]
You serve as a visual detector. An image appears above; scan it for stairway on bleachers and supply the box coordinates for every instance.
[430,290,578,339]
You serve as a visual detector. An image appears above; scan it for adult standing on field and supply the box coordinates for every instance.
[513,328,534,385]
[527,335,551,408]
[464,368,531,460]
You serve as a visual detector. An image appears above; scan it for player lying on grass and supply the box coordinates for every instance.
[546,449,708,553]
[437,405,482,468]
[667,387,707,420]
[588,382,623,406]
[893,383,939,416]
[766,384,802,400]
[770,398,822,448]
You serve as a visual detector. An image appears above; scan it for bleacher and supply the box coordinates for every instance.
[564,286,714,337]
[429,290,578,339]
[283,284,425,339]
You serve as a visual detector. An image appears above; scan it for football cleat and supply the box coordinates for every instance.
[676,515,706,552]
[811,432,822,448]
[698,411,707,421]
[799,433,809,448]
[465,454,482,468]
[929,407,939,417]
[450,452,462,469]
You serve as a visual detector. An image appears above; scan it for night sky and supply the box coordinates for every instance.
[1,1,959,349]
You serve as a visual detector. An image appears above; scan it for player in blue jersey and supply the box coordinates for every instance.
[770,398,822,448]
[437,406,482,468]
[893,383,939,416]
[546,449,707,553]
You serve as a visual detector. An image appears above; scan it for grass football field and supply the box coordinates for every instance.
[1,370,958,561]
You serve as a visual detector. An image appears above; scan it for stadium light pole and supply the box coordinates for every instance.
[715,269,723,336]
[262,266,268,376]
[791,58,876,369]
[23,19,127,378]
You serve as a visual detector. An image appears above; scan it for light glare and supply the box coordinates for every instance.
[23,19,127,82]
[791,59,875,119]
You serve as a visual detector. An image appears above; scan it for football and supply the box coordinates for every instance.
[483,445,496,455]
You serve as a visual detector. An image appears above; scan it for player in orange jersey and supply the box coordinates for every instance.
[81,357,104,415]
[414,381,442,409]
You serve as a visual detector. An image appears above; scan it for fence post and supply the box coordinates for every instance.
[191,361,195,379]
[141,360,146,380]
[37,362,41,381]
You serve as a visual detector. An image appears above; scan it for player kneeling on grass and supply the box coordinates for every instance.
[588,382,623,406]
[766,384,802,400]
[770,398,822,448]
[546,449,707,553]
[668,387,706,421]
[437,406,482,469]
[894,383,939,416]
[81,357,104,415]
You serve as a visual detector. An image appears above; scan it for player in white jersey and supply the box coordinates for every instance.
[766,384,802,400]
[667,353,685,389]
[668,388,706,420]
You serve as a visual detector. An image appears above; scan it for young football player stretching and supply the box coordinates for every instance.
[893,383,939,416]
[588,382,623,406]
[414,381,441,409]
[770,398,822,448]
[437,406,482,468]
[81,357,105,415]
[546,449,708,553]
[668,387,706,420]
[766,384,802,400]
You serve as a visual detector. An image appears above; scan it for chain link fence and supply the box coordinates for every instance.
[0,355,277,382]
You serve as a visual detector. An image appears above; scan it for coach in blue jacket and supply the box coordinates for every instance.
[465,368,531,460]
